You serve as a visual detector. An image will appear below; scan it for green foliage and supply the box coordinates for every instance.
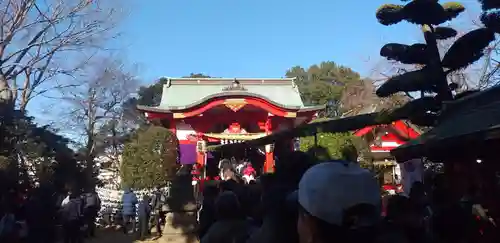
[122,73,212,126]
[390,97,441,126]
[480,11,500,33]
[299,132,358,160]
[376,68,436,97]
[442,28,496,71]
[434,27,458,39]
[380,43,429,65]
[137,78,170,107]
[299,132,373,170]
[376,4,405,25]
[120,125,179,189]
[376,1,465,26]
[478,0,500,10]
[184,73,212,78]
[404,1,461,25]
[0,110,83,193]
[372,0,498,128]
[441,2,466,21]
[285,61,362,116]
[136,74,211,107]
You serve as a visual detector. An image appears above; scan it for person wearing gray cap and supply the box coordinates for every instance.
[296,161,382,243]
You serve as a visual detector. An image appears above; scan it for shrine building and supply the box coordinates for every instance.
[137,78,324,173]
[354,119,420,190]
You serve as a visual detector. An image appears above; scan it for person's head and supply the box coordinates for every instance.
[296,162,381,243]
[306,146,331,162]
[409,181,427,205]
[219,179,238,193]
[122,186,132,193]
[69,188,81,197]
[410,181,425,196]
[215,191,242,220]
[340,144,358,162]
[219,159,230,169]
[386,195,419,226]
[203,184,219,200]
[142,194,150,202]
[275,151,315,188]
[432,173,447,191]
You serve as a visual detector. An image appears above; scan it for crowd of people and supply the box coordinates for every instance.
[218,158,257,183]
[197,151,500,243]
[2,150,500,243]
[118,186,169,241]
[0,187,101,243]
[0,184,172,243]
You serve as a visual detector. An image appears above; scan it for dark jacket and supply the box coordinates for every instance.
[138,197,151,218]
[198,200,216,239]
[150,191,166,210]
[201,219,251,243]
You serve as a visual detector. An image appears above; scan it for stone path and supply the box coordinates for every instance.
[86,228,197,243]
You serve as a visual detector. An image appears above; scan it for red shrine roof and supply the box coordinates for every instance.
[354,120,421,141]
[354,120,421,159]
[137,78,325,115]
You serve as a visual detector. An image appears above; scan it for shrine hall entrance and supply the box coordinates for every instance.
[206,147,265,178]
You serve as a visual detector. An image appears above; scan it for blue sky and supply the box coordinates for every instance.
[120,0,478,83]
[33,0,481,126]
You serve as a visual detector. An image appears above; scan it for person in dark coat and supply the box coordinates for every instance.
[197,184,219,239]
[201,191,252,243]
[82,188,101,238]
[150,186,166,236]
[121,187,138,234]
[60,193,83,243]
[137,195,151,241]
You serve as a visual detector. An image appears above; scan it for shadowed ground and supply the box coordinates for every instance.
[86,228,198,243]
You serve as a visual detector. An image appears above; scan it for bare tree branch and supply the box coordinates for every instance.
[0,0,122,110]
[60,56,137,184]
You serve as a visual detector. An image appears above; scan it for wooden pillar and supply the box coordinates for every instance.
[264,117,274,173]
[265,144,274,173]
[196,136,206,172]
[168,119,177,134]
[196,151,205,167]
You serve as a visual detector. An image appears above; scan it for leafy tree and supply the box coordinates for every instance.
[123,73,212,125]
[139,73,211,107]
[299,132,370,162]
[374,0,500,126]
[120,125,179,189]
[285,61,363,117]
[0,111,84,195]
[300,133,353,160]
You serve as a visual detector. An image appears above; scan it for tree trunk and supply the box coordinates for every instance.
[0,75,19,192]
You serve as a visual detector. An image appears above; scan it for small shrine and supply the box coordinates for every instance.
[354,120,420,191]
[137,78,324,173]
